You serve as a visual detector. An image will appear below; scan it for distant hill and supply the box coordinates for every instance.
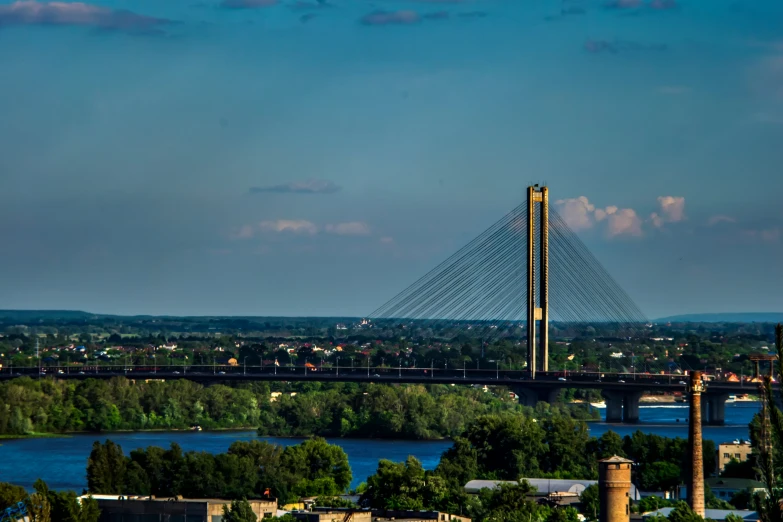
[656,313,783,323]
[0,310,97,321]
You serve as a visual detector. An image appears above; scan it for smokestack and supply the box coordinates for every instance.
[687,371,706,517]
[598,456,634,522]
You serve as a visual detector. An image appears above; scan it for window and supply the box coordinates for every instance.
[724,453,731,459]
[735,453,741,459]
[626,505,629,515]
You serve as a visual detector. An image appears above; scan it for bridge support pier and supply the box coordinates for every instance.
[704,393,729,426]
[623,392,643,423]
[602,391,625,423]
[602,390,643,423]
[515,387,560,408]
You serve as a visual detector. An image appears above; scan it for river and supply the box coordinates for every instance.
[0,403,759,492]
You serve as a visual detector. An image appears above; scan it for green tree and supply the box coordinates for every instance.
[546,506,580,522]
[86,440,127,494]
[666,501,703,522]
[470,482,544,522]
[364,456,448,511]
[0,482,27,510]
[724,514,744,522]
[27,492,51,522]
[222,499,258,522]
[638,496,675,514]
[579,484,600,521]
[280,437,351,496]
[754,324,783,522]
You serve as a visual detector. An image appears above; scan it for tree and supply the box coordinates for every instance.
[86,440,127,494]
[470,482,544,522]
[666,501,703,522]
[0,482,27,510]
[222,499,258,522]
[546,506,580,522]
[637,496,674,514]
[754,324,783,522]
[27,488,51,522]
[724,514,745,522]
[579,484,599,521]
[364,457,448,511]
[280,437,351,496]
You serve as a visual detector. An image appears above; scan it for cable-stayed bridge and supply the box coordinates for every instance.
[369,185,650,378]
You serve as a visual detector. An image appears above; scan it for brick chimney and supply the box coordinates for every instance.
[687,371,706,517]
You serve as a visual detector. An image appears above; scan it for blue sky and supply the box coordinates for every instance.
[0,0,781,318]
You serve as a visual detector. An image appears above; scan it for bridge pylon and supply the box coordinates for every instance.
[527,185,549,379]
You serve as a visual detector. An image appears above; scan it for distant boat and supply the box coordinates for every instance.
[190,425,202,431]
[590,401,607,409]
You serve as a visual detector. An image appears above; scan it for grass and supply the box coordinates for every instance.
[0,432,70,440]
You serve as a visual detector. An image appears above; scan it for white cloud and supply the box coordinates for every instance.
[656,196,686,223]
[649,196,686,229]
[555,197,641,238]
[555,196,595,231]
[258,219,318,235]
[325,222,371,236]
[604,208,643,237]
[380,236,394,244]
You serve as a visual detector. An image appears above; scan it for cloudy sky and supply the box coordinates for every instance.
[0,0,782,319]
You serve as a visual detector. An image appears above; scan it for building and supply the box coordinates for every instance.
[464,478,640,501]
[641,508,759,522]
[716,442,754,473]
[302,509,470,522]
[598,456,634,522]
[708,478,766,501]
[677,479,766,502]
[80,494,277,522]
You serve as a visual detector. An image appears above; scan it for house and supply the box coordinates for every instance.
[79,494,277,522]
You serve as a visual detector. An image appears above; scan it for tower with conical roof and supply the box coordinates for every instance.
[598,455,633,522]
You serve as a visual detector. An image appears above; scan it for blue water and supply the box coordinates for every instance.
[0,403,759,492]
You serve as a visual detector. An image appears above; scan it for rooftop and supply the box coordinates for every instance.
[643,508,758,521]
[78,495,276,504]
[599,455,635,464]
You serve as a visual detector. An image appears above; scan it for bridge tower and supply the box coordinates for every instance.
[527,185,549,379]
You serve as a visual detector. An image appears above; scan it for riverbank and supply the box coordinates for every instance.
[0,432,69,440]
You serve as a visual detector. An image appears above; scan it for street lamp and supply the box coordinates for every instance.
[496,361,499,380]
[398,359,402,378]
[336,357,340,377]
[244,356,248,376]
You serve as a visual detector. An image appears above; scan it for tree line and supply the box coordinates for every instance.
[0,377,596,438]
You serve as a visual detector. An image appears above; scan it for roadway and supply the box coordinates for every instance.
[0,365,768,394]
